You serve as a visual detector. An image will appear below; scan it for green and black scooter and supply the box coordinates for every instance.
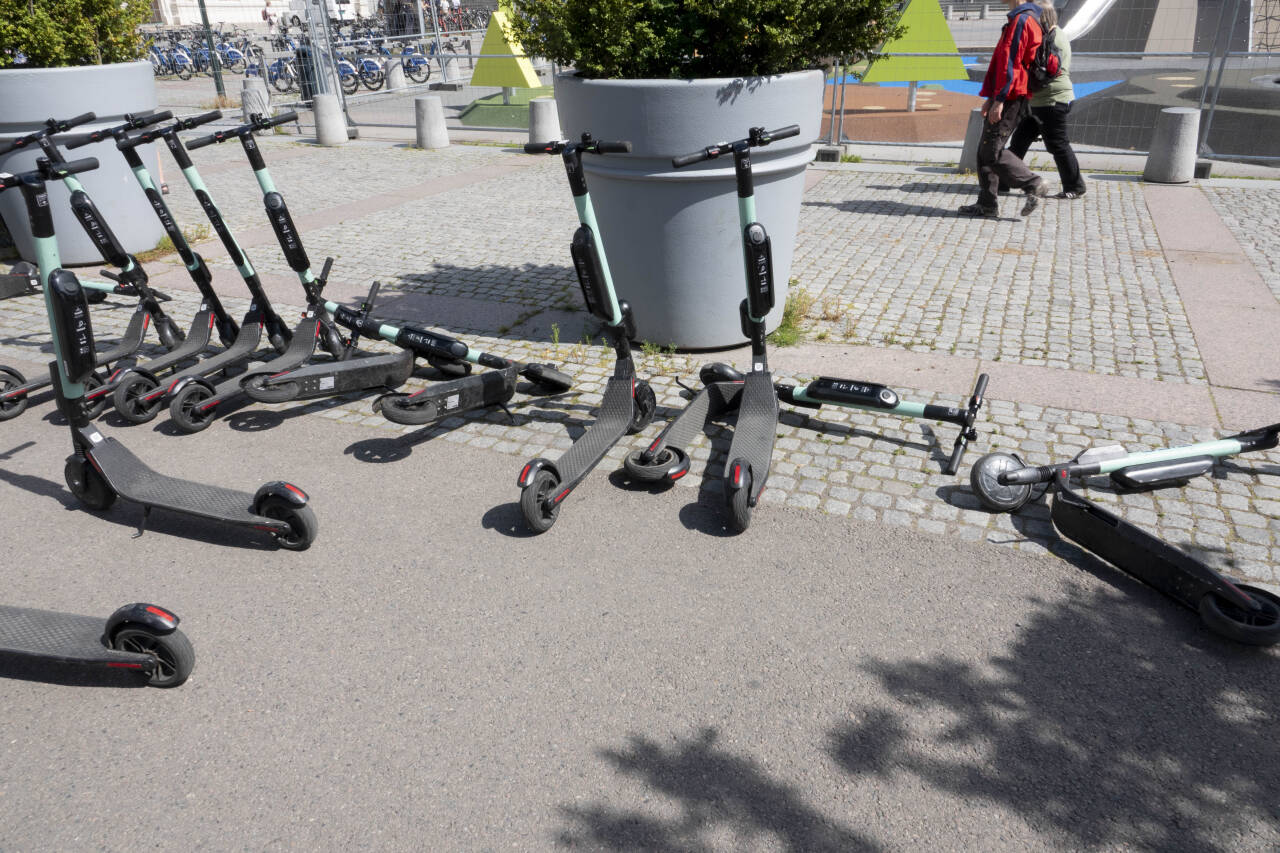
[970,426,1280,645]
[0,155,318,550]
[516,134,657,533]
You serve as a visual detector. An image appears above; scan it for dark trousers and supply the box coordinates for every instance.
[976,98,1038,209]
[1008,102,1086,194]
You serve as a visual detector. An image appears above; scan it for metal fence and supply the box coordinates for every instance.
[822,0,1280,162]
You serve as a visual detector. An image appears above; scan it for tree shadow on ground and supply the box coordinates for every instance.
[826,582,1280,851]
[556,727,880,851]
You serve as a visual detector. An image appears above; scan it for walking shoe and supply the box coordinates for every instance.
[958,202,998,218]
[1021,180,1048,216]
[1054,190,1085,199]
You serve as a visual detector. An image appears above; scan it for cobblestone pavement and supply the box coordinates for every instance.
[2,136,1277,584]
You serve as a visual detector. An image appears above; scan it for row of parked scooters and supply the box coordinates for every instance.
[0,111,1277,692]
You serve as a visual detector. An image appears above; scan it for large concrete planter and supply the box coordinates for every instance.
[0,60,164,265]
[553,70,822,349]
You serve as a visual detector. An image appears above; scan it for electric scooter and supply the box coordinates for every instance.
[0,112,186,421]
[516,134,657,533]
[0,602,194,687]
[638,126,793,532]
[158,112,354,433]
[108,111,296,425]
[242,280,573,416]
[58,110,242,412]
[968,425,1280,645]
[0,156,319,550]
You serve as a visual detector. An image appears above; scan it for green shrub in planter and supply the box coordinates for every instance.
[0,0,151,68]
[506,0,904,79]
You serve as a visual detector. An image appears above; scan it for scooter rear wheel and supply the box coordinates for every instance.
[64,456,117,511]
[628,380,657,434]
[428,355,471,378]
[170,383,217,433]
[1198,585,1280,646]
[520,469,561,533]
[111,625,195,687]
[728,471,753,532]
[242,373,300,404]
[970,451,1034,513]
[623,446,687,483]
[113,372,163,424]
[83,374,109,419]
[0,366,29,421]
[258,496,319,551]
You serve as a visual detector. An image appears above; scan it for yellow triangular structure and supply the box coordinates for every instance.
[862,0,968,83]
[468,8,541,88]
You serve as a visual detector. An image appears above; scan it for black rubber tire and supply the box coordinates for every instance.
[112,626,195,687]
[406,61,429,83]
[9,261,37,278]
[258,496,319,551]
[728,471,752,532]
[340,72,360,95]
[241,373,300,404]
[428,356,471,378]
[169,383,217,433]
[155,316,185,350]
[175,62,192,81]
[627,380,657,434]
[970,451,1034,513]
[64,456,117,511]
[268,330,290,354]
[271,69,295,93]
[85,288,108,304]
[113,372,163,424]
[520,469,561,534]
[700,362,744,385]
[0,366,29,421]
[623,446,684,483]
[360,67,385,91]
[523,363,573,394]
[1198,585,1280,646]
[82,373,109,419]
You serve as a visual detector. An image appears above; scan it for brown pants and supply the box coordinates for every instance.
[976,98,1038,209]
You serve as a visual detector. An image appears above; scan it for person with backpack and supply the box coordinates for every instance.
[1008,0,1087,199]
[958,0,1048,219]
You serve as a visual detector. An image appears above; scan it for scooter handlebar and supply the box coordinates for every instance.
[0,111,97,156]
[524,141,562,154]
[185,130,223,150]
[63,111,174,149]
[764,124,801,142]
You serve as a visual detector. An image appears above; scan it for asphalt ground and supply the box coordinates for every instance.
[1,403,1278,851]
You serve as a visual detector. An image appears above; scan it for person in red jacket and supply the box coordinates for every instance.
[959,0,1048,218]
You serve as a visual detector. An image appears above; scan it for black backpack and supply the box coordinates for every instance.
[1028,27,1064,92]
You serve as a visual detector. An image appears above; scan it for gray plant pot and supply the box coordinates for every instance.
[553,70,822,349]
[0,60,164,266]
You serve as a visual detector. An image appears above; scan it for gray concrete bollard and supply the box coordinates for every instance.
[384,59,407,91]
[441,54,459,82]
[241,78,271,122]
[528,97,560,143]
[414,95,449,149]
[958,107,986,173]
[1143,107,1200,184]
[313,93,347,147]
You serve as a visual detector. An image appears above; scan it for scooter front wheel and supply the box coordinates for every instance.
[65,456,118,511]
[623,446,688,484]
[170,383,217,433]
[1198,585,1280,646]
[628,380,657,434]
[111,625,195,687]
[82,373,109,419]
[258,495,319,551]
[970,451,1034,513]
[728,471,753,532]
[520,469,561,533]
[113,372,163,424]
[0,366,29,421]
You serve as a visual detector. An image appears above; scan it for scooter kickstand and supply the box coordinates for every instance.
[499,402,515,424]
[133,505,152,538]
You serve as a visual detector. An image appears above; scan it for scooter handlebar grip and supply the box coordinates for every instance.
[997,465,1054,486]
[61,132,98,150]
[61,111,97,131]
[53,157,100,177]
[523,141,558,154]
[185,110,224,129]
[265,110,298,128]
[766,124,801,141]
[186,132,218,150]
[594,141,631,154]
[671,150,708,168]
[136,110,175,129]
[973,373,989,400]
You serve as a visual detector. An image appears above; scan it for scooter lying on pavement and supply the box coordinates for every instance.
[969,424,1280,645]
[0,602,194,688]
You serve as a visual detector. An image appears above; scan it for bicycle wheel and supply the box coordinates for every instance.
[359,65,384,91]
[340,70,360,95]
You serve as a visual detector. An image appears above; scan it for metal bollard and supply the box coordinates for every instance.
[313,93,347,147]
[1143,107,1200,184]
[528,97,560,144]
[958,107,985,173]
[241,78,271,123]
[415,95,449,149]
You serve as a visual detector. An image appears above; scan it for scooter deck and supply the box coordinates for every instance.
[554,366,636,487]
[93,309,218,399]
[203,317,325,403]
[383,362,516,425]
[0,605,149,669]
[4,308,149,400]
[87,436,263,525]
[251,349,414,402]
[652,380,744,456]
[726,371,779,499]
[145,316,265,402]
[1050,480,1252,610]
